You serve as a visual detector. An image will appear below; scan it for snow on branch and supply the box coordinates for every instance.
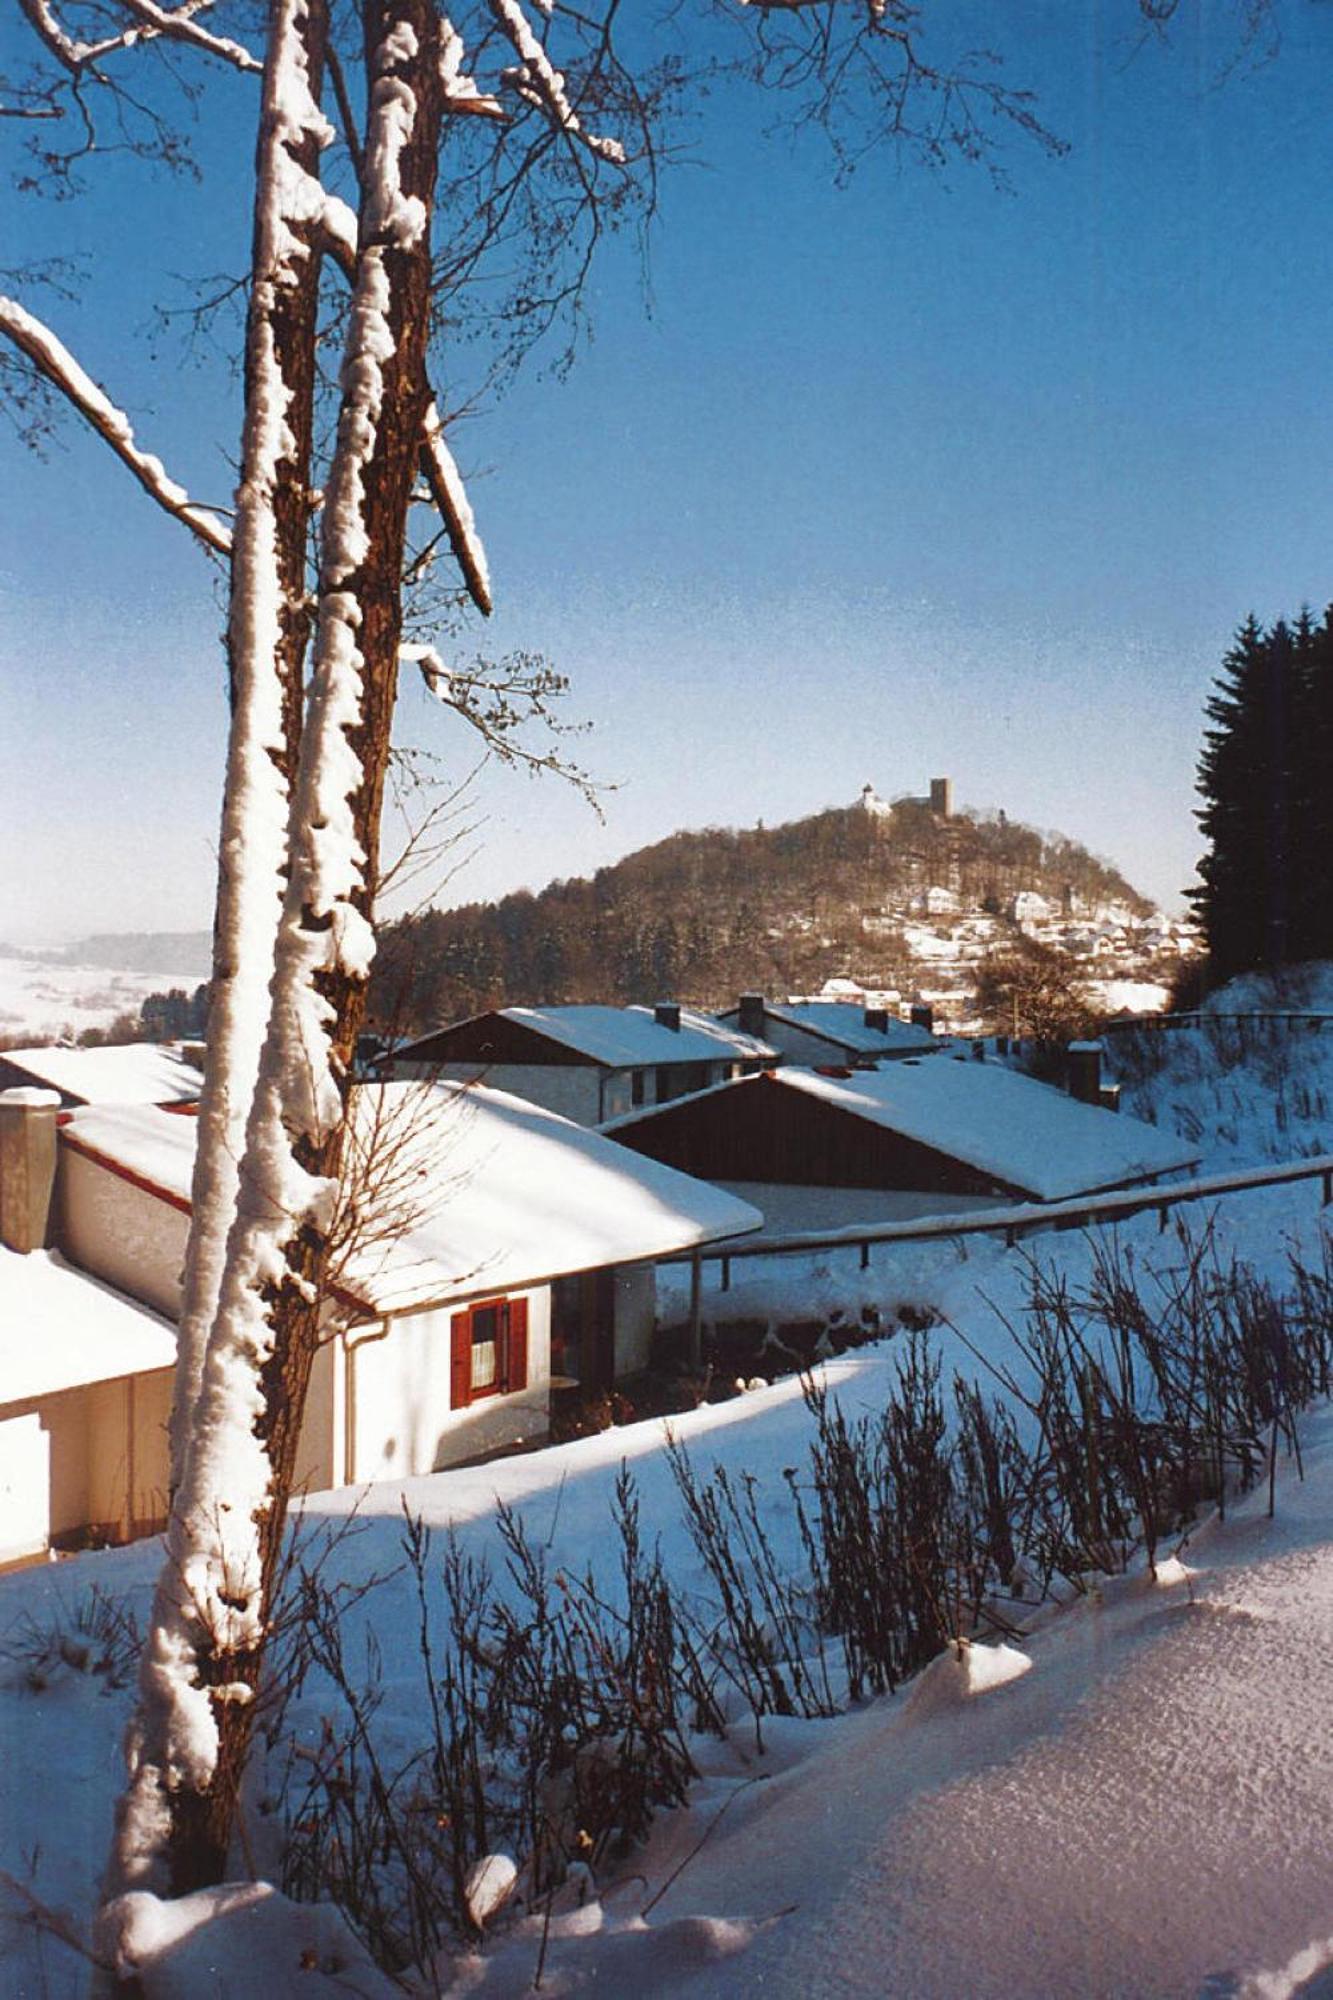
[440,15,506,120]
[488,0,627,164]
[0,296,231,556]
[17,0,259,77]
[419,401,492,615]
[312,210,493,619]
[115,0,262,75]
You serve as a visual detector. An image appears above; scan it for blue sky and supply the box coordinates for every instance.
[2,0,1331,942]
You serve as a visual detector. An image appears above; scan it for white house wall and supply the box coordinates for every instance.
[393,1060,734,1125]
[0,1413,50,1564]
[293,1336,340,1496]
[0,1367,174,1557]
[754,1020,856,1067]
[399,1062,605,1125]
[83,1369,174,1537]
[347,1287,551,1484]
[59,1148,189,1321]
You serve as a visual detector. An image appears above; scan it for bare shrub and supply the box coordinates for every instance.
[263,1226,1333,1977]
[276,1469,710,1965]
[667,1438,836,1729]
[1,1583,142,1693]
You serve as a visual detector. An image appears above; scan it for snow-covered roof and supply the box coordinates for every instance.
[777,1062,1200,1200]
[0,1246,175,1402]
[752,1002,937,1058]
[0,1042,203,1106]
[64,1083,764,1316]
[404,1004,777,1070]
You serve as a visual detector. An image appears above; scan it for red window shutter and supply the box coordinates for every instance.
[507,1296,529,1392]
[450,1311,472,1409]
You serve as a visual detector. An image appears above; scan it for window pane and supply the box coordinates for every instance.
[471,1304,503,1391]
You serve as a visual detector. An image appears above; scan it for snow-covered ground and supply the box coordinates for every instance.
[1116,965,1333,1171]
[1086,974,1172,1014]
[3,976,1333,1997]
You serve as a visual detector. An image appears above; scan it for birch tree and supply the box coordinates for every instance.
[1,0,1210,1930]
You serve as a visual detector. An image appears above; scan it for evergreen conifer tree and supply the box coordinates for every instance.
[1191,609,1333,983]
[1289,607,1333,964]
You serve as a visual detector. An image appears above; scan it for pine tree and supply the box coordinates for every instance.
[1190,609,1333,984]
[1289,607,1333,964]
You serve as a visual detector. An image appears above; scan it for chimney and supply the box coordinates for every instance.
[863,1007,888,1035]
[909,1002,934,1034]
[929,776,953,818]
[1067,1039,1104,1106]
[737,994,766,1040]
[654,1002,681,1033]
[0,1087,61,1254]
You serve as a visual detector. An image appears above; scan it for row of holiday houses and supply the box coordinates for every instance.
[0,998,1199,1565]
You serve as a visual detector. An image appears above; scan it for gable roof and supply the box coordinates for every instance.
[770,1062,1200,1199]
[719,1001,936,1059]
[396,1004,776,1072]
[608,1060,1200,1202]
[0,1042,203,1106]
[64,1081,763,1316]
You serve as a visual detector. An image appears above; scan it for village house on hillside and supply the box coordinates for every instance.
[0,1080,759,1564]
[382,1003,777,1124]
[606,1058,1201,1237]
[716,996,937,1066]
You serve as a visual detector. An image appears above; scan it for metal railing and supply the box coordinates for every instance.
[664,1152,1333,1346]
[1103,1010,1333,1035]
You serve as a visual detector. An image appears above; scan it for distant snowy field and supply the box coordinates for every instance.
[0,953,201,1041]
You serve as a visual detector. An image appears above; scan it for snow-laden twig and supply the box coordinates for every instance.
[489,0,627,163]
[17,0,259,76]
[0,297,231,556]
[115,0,261,73]
[419,400,492,613]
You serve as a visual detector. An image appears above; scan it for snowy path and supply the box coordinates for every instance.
[654,1435,1333,2000]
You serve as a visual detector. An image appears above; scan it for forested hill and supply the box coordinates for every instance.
[371,795,1152,1032]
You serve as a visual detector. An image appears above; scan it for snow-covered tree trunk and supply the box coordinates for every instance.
[108,0,446,1904]
[167,0,332,1498]
[108,0,334,1904]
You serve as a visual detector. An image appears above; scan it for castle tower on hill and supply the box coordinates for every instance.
[859,778,953,820]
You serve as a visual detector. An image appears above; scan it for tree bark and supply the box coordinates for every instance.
[108,0,334,1906]
[118,0,447,1897]
[168,0,329,1497]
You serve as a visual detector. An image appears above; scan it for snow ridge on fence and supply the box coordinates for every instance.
[665,1153,1333,1302]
